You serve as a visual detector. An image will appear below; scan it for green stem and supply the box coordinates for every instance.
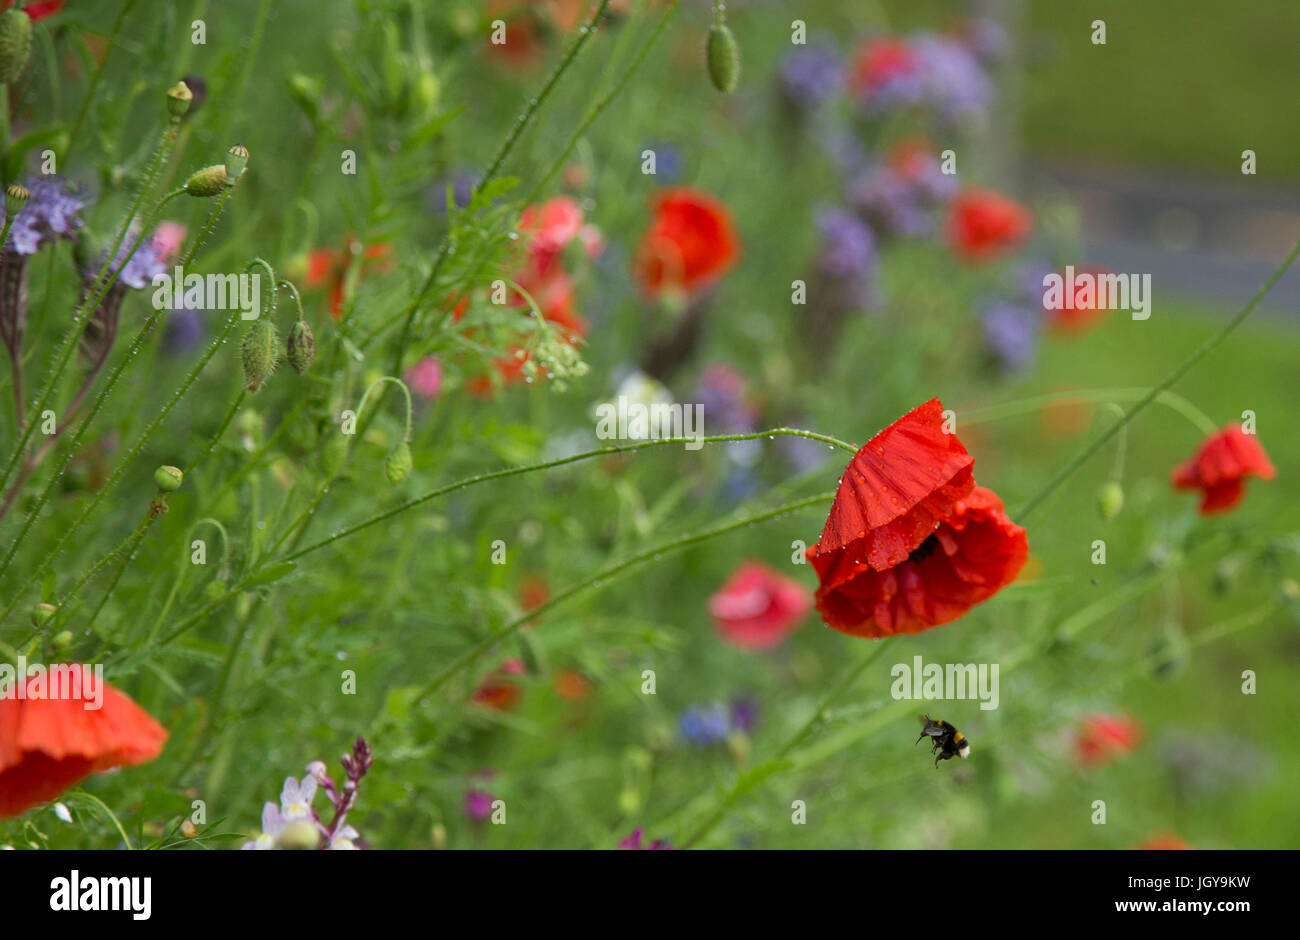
[1014,238,1300,522]
[281,428,853,565]
[389,0,613,374]
[63,0,138,164]
[408,492,832,709]
[961,387,1217,436]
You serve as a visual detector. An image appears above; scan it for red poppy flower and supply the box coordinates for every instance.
[1171,425,1275,515]
[0,666,168,819]
[806,399,1027,638]
[1134,833,1192,850]
[847,37,918,100]
[1042,266,1112,333]
[3,0,64,22]
[1074,713,1142,768]
[709,561,812,650]
[947,188,1031,261]
[632,187,739,298]
[554,669,591,701]
[471,659,526,711]
[305,240,393,319]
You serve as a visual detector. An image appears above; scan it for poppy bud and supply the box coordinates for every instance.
[31,602,56,628]
[5,182,28,217]
[286,319,315,374]
[0,8,32,86]
[52,629,74,649]
[706,24,740,93]
[1096,481,1124,521]
[241,318,278,393]
[154,465,184,492]
[385,441,413,484]
[166,80,194,118]
[184,164,228,197]
[278,819,320,850]
[225,144,250,183]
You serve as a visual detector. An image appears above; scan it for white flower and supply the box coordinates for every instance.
[241,801,286,850]
[329,825,360,850]
[280,776,317,821]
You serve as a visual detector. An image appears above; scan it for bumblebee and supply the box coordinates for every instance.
[916,715,970,768]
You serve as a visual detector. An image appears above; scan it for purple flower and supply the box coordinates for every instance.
[778,45,841,111]
[912,35,991,122]
[106,233,168,289]
[695,364,758,434]
[7,178,85,255]
[816,208,876,280]
[619,828,671,850]
[961,18,1010,67]
[680,702,732,745]
[981,301,1039,373]
[241,802,287,850]
[464,790,494,822]
[847,167,930,239]
[643,141,683,182]
[730,697,760,735]
[163,306,204,354]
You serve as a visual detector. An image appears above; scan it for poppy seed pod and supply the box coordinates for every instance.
[385,441,413,484]
[0,8,32,86]
[706,24,740,93]
[154,465,184,492]
[5,182,28,216]
[286,319,315,374]
[225,144,250,183]
[1096,480,1124,521]
[30,602,57,628]
[184,164,228,197]
[241,318,278,393]
[166,80,194,118]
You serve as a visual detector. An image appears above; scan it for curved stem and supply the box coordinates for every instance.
[408,492,832,709]
[1014,238,1300,522]
[961,386,1217,436]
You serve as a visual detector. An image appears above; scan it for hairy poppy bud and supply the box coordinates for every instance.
[225,144,250,184]
[154,465,184,492]
[184,164,228,197]
[1096,481,1124,521]
[706,24,740,93]
[241,318,278,393]
[385,441,413,484]
[166,80,194,118]
[0,8,32,86]
[286,319,315,374]
[31,602,56,628]
[5,182,28,216]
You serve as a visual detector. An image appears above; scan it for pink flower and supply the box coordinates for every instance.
[708,561,812,650]
[151,221,187,262]
[406,356,444,401]
[464,790,494,822]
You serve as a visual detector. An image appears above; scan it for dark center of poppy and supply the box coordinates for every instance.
[908,533,940,562]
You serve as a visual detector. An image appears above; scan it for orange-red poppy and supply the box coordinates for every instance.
[305,239,393,319]
[1171,425,1275,515]
[806,399,1027,638]
[1074,713,1142,767]
[632,187,739,298]
[471,659,526,711]
[947,188,1031,261]
[1134,833,1192,850]
[0,666,168,819]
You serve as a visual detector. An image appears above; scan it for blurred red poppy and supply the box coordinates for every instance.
[947,188,1031,261]
[1074,713,1142,767]
[1134,833,1192,850]
[848,37,917,100]
[632,187,739,297]
[305,239,393,319]
[709,561,811,650]
[806,399,1027,638]
[1171,425,1275,515]
[471,659,526,711]
[0,666,168,819]
[3,0,63,22]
